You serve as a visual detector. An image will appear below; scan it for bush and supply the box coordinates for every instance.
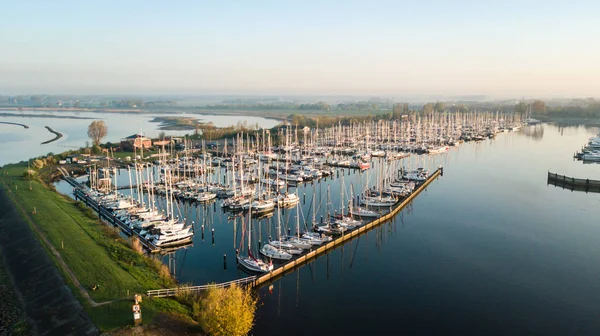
[22,169,36,180]
[92,145,102,155]
[194,284,257,336]
[32,159,44,169]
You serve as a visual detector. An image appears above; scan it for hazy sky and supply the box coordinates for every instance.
[1,0,598,97]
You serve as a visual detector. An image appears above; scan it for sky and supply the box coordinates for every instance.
[0,0,599,98]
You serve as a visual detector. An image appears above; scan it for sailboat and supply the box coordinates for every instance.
[147,165,194,247]
[237,212,273,273]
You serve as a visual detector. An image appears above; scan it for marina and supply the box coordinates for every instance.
[574,131,600,162]
[54,113,528,286]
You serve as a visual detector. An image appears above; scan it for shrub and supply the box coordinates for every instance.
[194,284,257,336]
[32,159,44,169]
[22,169,36,180]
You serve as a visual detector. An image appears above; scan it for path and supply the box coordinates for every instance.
[0,183,99,335]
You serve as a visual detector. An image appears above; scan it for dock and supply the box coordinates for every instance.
[61,175,162,253]
[547,172,600,193]
[250,167,443,288]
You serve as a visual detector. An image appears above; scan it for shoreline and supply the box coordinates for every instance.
[0,107,288,123]
[0,112,93,120]
[41,126,63,145]
[0,121,29,129]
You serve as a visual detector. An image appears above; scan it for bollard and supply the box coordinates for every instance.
[223,254,227,270]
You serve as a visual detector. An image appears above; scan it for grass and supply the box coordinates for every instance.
[0,162,192,332]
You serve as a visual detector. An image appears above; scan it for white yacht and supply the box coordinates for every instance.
[260,244,292,261]
[350,207,381,218]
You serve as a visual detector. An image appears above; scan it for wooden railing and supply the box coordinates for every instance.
[146,276,257,298]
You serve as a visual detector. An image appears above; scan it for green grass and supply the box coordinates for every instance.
[0,162,191,332]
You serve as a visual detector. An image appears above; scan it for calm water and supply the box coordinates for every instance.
[0,110,279,166]
[253,124,600,336]
[54,123,600,335]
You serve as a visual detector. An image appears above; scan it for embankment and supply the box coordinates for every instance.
[0,186,98,335]
[41,126,63,144]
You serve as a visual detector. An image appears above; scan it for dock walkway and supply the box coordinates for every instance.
[250,167,443,288]
[60,172,161,253]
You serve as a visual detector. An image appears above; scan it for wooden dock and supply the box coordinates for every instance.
[250,167,443,288]
[547,172,600,193]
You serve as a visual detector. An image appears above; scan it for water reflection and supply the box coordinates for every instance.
[253,124,600,336]
[520,123,544,140]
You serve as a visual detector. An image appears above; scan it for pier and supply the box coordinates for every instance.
[547,172,600,193]
[61,174,162,253]
[250,167,443,288]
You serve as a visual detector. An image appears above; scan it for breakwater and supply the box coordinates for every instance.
[0,121,29,129]
[547,171,600,193]
[41,126,63,145]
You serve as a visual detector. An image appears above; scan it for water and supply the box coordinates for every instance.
[252,124,600,336]
[0,110,279,166]
[54,123,600,335]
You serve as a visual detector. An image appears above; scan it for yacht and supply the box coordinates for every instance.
[260,244,292,260]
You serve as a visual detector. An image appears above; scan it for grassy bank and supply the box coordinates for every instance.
[0,162,195,332]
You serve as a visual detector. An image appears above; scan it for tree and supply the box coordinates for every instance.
[532,100,547,114]
[423,103,435,115]
[194,284,257,336]
[434,102,445,112]
[515,101,528,113]
[87,120,107,146]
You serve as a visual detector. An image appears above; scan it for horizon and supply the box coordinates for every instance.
[1,1,599,97]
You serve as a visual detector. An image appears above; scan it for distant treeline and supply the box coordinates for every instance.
[516,99,600,119]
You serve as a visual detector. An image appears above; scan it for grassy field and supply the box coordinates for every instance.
[0,162,194,332]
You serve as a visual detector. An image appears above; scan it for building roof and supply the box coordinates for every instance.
[123,134,149,140]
